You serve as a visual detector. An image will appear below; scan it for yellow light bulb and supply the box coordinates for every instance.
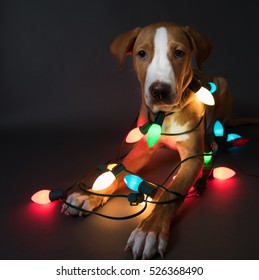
[140,195,153,205]
[107,163,117,171]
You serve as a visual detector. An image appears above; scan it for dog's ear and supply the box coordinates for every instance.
[110,27,141,68]
[182,26,213,70]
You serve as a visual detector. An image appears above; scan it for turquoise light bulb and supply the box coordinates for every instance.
[226,133,241,142]
[213,120,224,137]
[208,82,217,94]
[124,174,143,192]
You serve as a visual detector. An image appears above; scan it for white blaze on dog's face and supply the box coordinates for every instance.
[144,27,175,112]
[133,24,193,113]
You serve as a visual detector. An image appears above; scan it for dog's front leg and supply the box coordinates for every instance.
[125,136,204,259]
[61,138,158,216]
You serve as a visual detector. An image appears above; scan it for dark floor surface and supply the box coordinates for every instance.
[1,123,259,260]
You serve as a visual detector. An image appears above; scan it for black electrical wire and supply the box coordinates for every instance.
[123,152,214,205]
[161,153,214,186]
[62,182,150,220]
[62,107,215,219]
[78,182,128,198]
[64,125,259,220]
[62,198,148,220]
[147,106,206,137]
[161,114,204,136]
[72,153,211,210]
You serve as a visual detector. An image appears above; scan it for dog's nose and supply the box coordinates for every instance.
[150,82,171,101]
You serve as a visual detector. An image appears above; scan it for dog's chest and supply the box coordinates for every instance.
[160,115,190,146]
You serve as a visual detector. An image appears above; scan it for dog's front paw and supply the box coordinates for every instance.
[125,215,171,259]
[61,192,108,216]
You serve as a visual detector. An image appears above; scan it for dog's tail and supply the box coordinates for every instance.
[225,117,259,127]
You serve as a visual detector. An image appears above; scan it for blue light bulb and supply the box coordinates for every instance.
[226,133,241,142]
[213,120,224,137]
[208,82,217,94]
[124,174,143,192]
[124,174,157,197]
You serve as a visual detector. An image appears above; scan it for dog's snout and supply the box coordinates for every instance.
[150,82,171,101]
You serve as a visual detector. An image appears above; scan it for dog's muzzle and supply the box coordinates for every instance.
[149,81,173,104]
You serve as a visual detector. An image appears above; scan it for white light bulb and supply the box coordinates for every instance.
[92,171,116,190]
[196,87,215,106]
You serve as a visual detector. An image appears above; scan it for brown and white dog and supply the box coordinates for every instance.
[61,22,232,259]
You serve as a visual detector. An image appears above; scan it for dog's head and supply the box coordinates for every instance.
[110,22,212,113]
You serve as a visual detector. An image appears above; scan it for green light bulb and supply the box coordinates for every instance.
[203,151,213,166]
[147,123,162,147]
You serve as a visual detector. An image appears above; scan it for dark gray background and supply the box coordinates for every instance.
[1,0,259,260]
[1,0,259,130]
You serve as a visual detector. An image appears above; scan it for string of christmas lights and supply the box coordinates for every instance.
[31,75,251,220]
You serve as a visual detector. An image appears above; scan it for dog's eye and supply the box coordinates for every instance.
[137,50,147,59]
[174,49,185,58]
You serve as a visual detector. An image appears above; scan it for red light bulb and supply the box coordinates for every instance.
[31,188,67,204]
[126,127,144,143]
[231,138,249,147]
[125,122,151,144]
[31,189,51,204]
[213,167,236,180]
